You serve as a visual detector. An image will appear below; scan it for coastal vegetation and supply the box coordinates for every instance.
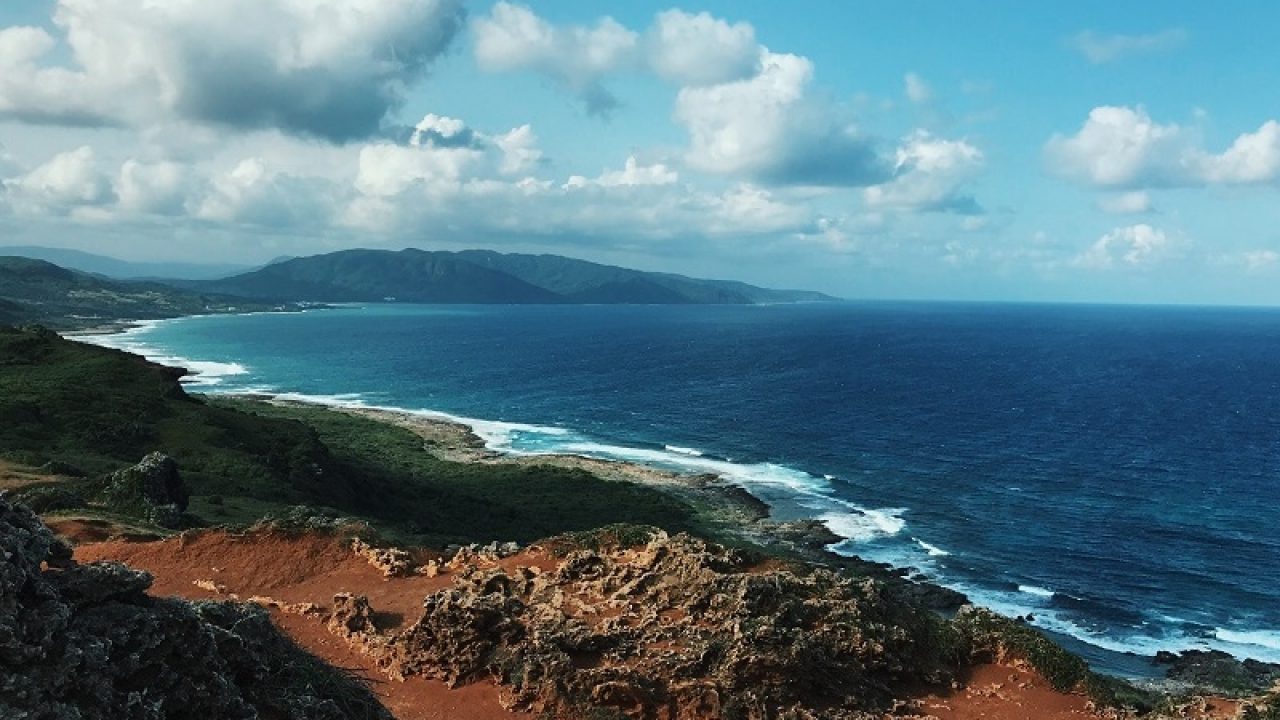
[0,255,275,329]
[0,325,697,545]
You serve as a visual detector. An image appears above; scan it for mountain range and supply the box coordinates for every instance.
[196,248,836,305]
[0,245,254,280]
[0,247,836,328]
[0,256,273,328]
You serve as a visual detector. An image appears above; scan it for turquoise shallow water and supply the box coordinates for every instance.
[83,302,1280,672]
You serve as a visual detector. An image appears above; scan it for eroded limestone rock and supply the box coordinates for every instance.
[0,493,390,720]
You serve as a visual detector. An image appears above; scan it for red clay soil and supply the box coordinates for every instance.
[73,529,531,720]
[912,664,1242,720]
[67,527,1243,720]
[912,664,1097,719]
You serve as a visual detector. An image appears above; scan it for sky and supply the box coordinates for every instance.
[1,1,1279,304]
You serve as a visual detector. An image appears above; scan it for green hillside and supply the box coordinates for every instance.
[197,248,838,305]
[199,249,561,303]
[457,248,836,303]
[0,255,269,328]
[0,325,695,544]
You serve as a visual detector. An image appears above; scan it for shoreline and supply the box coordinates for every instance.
[242,394,971,612]
[63,315,1280,682]
[238,395,1280,690]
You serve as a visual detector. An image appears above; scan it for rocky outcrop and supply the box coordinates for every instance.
[101,452,189,528]
[0,493,391,720]
[351,537,417,578]
[329,529,963,720]
[1154,649,1280,696]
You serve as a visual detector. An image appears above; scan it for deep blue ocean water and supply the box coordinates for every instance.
[83,302,1280,673]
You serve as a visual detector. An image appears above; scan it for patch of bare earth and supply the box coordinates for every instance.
[905,664,1243,720]
[73,529,531,720]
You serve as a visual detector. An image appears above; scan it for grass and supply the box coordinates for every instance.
[215,398,699,545]
[953,607,1160,711]
[0,324,699,546]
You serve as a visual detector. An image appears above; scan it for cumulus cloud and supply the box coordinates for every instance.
[565,156,678,188]
[1200,120,1280,184]
[864,131,983,213]
[472,4,762,115]
[341,121,816,242]
[1045,106,1189,187]
[492,125,544,176]
[646,10,759,86]
[1072,224,1172,270]
[1047,106,1280,188]
[470,5,894,189]
[1069,28,1187,64]
[675,51,885,186]
[116,160,192,215]
[355,113,546,197]
[472,2,637,116]
[197,158,338,227]
[0,0,466,141]
[9,146,115,212]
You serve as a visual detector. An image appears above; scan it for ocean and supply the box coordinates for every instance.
[82,302,1280,675]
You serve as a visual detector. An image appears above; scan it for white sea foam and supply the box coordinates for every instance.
[664,445,704,457]
[1018,584,1055,598]
[915,538,951,556]
[952,585,1280,666]
[818,508,907,542]
[1216,628,1280,653]
[71,319,249,386]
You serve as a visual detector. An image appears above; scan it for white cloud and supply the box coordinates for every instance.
[646,10,759,86]
[904,72,932,104]
[675,51,884,186]
[472,2,637,116]
[472,4,762,112]
[10,145,115,211]
[197,158,336,227]
[355,140,482,197]
[355,113,544,196]
[410,114,474,148]
[117,159,192,215]
[0,0,466,141]
[1097,190,1153,214]
[864,131,983,213]
[1072,224,1171,270]
[1047,106,1280,188]
[1045,106,1188,187]
[469,5,893,189]
[1069,28,1187,64]
[492,125,543,176]
[1244,249,1280,272]
[566,156,677,188]
[1199,121,1280,184]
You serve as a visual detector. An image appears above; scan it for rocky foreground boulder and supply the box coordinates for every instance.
[101,452,189,528]
[0,493,390,720]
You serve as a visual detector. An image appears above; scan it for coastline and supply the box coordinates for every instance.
[222,395,1280,694]
[242,394,970,613]
[61,311,1280,681]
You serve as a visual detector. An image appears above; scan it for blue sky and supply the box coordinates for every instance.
[1,0,1279,304]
